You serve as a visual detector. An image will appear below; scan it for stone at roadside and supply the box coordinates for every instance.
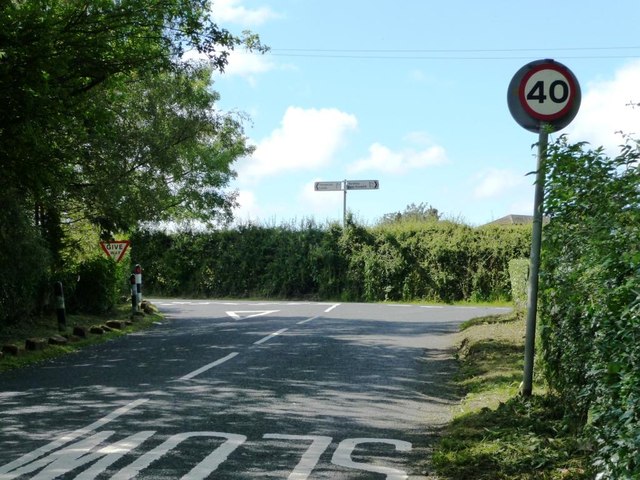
[141,301,158,314]
[73,326,89,338]
[89,326,104,335]
[2,344,20,356]
[25,338,48,351]
[106,320,123,330]
[48,335,68,346]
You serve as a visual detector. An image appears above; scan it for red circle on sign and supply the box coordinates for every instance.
[518,63,577,121]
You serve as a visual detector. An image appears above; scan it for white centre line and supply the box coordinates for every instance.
[296,315,319,325]
[324,303,340,313]
[178,352,239,381]
[253,328,288,345]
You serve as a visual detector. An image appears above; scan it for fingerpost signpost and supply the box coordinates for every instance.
[314,179,379,227]
[508,59,581,397]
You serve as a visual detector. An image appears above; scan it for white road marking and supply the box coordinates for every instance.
[253,328,288,345]
[324,303,340,313]
[331,438,412,480]
[296,315,319,325]
[263,434,332,480]
[0,399,148,477]
[7,431,116,480]
[178,352,239,381]
[6,431,156,480]
[2,429,414,479]
[73,431,155,480]
[225,310,279,320]
[111,432,246,480]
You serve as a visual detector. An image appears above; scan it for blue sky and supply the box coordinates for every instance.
[203,0,640,226]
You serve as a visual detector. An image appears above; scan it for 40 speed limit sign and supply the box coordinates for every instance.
[507,59,581,397]
[508,59,580,132]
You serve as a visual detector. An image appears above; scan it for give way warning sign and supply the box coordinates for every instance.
[99,241,131,262]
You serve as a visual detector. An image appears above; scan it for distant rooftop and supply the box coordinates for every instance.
[485,214,534,226]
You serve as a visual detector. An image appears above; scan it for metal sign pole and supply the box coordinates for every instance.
[343,180,347,228]
[522,126,548,397]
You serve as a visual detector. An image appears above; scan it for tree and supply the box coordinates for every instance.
[0,0,265,245]
[378,202,440,225]
[0,0,266,318]
[57,67,251,235]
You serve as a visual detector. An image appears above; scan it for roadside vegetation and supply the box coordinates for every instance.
[132,218,530,303]
[433,310,593,479]
[434,136,639,479]
[0,0,265,330]
[0,304,161,373]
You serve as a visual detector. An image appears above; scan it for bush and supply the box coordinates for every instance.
[540,136,640,478]
[72,257,123,314]
[0,190,51,324]
[508,259,529,309]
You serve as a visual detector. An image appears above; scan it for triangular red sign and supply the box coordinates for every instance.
[99,241,131,262]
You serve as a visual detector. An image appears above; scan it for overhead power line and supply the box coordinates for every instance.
[268,45,640,60]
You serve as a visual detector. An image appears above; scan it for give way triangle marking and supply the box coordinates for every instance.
[225,310,279,320]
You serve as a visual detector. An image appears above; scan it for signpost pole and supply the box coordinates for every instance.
[522,126,548,397]
[343,180,347,228]
[313,179,378,228]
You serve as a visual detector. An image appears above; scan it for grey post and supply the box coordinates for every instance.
[522,125,549,397]
[53,281,66,332]
[130,274,138,314]
[342,179,347,228]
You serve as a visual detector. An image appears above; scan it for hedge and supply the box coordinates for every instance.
[130,219,531,303]
[540,137,640,478]
[508,258,529,310]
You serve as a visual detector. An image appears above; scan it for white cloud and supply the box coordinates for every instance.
[348,135,447,174]
[568,60,640,152]
[211,0,279,26]
[232,183,344,225]
[224,50,275,82]
[507,199,534,217]
[232,189,262,221]
[299,180,344,218]
[472,168,527,199]
[181,48,275,84]
[238,107,358,182]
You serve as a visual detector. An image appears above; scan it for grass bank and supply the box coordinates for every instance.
[433,310,594,479]
[0,303,161,372]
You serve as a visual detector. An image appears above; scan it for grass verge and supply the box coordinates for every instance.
[0,303,162,372]
[433,310,594,480]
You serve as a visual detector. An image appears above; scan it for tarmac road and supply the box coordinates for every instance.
[0,300,510,479]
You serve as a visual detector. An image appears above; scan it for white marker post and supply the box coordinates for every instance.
[507,59,581,397]
[314,179,379,227]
